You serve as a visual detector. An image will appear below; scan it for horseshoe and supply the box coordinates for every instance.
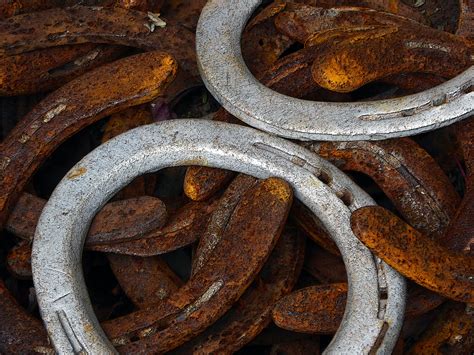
[32,120,406,353]
[196,0,473,141]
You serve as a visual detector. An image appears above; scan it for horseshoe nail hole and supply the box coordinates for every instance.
[130,335,140,342]
[317,170,332,185]
[336,189,353,207]
[432,94,447,106]
[258,39,264,46]
[380,289,388,300]
[462,83,473,94]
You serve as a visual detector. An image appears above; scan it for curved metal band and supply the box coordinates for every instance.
[32,120,405,354]
[196,0,474,141]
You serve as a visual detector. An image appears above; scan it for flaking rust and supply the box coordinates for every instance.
[0,280,51,353]
[191,174,258,276]
[272,283,348,334]
[0,51,177,228]
[0,44,125,96]
[351,206,474,303]
[274,4,424,44]
[0,6,197,76]
[309,25,472,92]
[108,254,183,308]
[408,302,474,353]
[100,178,293,352]
[86,199,218,255]
[176,230,305,354]
[6,194,168,243]
[438,117,474,253]
[310,138,460,237]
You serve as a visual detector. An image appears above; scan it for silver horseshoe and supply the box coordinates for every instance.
[32,120,406,354]
[196,0,473,141]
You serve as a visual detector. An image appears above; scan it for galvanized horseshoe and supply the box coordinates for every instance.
[32,120,405,354]
[196,0,474,141]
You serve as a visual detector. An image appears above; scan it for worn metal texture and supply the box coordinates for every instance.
[0,279,51,353]
[6,193,167,244]
[0,6,197,77]
[351,206,474,303]
[272,283,348,334]
[107,254,183,308]
[308,138,460,237]
[196,0,473,141]
[101,177,292,353]
[291,0,428,23]
[6,241,33,279]
[458,0,474,38]
[407,302,474,353]
[438,117,474,253]
[176,230,305,354]
[309,25,472,93]
[0,51,177,228]
[184,165,235,201]
[86,199,218,255]
[0,44,126,96]
[31,120,405,354]
[191,173,258,276]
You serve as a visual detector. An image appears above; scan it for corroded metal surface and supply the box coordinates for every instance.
[272,283,348,334]
[32,120,405,353]
[176,230,305,354]
[351,206,474,303]
[196,0,473,141]
[6,193,168,244]
[0,6,197,76]
[0,51,176,228]
[308,138,460,237]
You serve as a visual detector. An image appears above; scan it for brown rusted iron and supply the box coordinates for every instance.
[6,193,167,243]
[86,199,217,255]
[272,282,445,334]
[184,165,235,201]
[240,0,427,76]
[404,285,445,319]
[408,302,474,354]
[458,0,474,38]
[272,283,348,334]
[0,53,176,353]
[309,138,460,237]
[100,177,292,352]
[0,6,197,77]
[292,0,427,23]
[242,1,294,76]
[191,174,258,276]
[0,279,51,353]
[274,4,423,44]
[6,241,32,279]
[438,117,474,253]
[0,0,64,18]
[0,44,126,96]
[303,242,346,283]
[351,206,474,303]
[107,254,183,308]
[292,202,341,256]
[309,25,472,93]
[0,51,176,228]
[176,230,305,353]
